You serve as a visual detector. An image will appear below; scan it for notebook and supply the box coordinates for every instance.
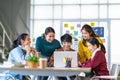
[54,51,78,68]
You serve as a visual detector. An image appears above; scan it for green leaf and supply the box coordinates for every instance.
[26,55,39,63]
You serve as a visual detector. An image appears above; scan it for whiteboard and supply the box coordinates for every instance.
[61,19,111,69]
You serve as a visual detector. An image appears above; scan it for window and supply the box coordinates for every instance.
[34,6,53,19]
[63,5,80,19]
[34,0,53,4]
[63,0,80,4]
[109,5,120,18]
[54,6,62,19]
[81,0,98,4]
[81,5,98,19]
[30,0,120,66]
[100,5,107,18]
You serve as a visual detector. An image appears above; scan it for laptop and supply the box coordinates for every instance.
[54,51,78,68]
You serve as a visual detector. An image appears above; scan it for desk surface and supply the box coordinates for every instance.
[0,67,91,76]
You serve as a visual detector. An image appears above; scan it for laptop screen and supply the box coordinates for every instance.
[54,51,78,67]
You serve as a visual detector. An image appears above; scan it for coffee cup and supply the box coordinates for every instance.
[39,58,47,69]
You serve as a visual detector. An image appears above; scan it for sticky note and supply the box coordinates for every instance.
[63,57,66,63]
[70,26,74,30]
[77,24,81,28]
[66,30,70,34]
[90,22,95,27]
[64,23,68,28]
[74,31,78,36]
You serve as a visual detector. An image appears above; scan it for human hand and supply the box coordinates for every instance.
[78,61,82,67]
[22,45,31,55]
[49,55,54,67]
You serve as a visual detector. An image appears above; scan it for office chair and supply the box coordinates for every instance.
[90,64,120,80]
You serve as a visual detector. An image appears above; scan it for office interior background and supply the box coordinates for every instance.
[0,0,120,68]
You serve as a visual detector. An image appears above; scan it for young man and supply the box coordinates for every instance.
[49,33,75,80]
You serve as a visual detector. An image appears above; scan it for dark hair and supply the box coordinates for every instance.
[45,27,55,34]
[12,33,29,49]
[43,27,55,38]
[88,37,106,53]
[81,24,98,47]
[61,34,72,42]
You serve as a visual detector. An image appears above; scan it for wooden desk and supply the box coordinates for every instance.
[0,67,91,80]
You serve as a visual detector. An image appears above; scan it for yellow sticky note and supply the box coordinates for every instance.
[70,26,74,30]
[64,23,68,28]
[90,22,95,27]
[63,57,66,63]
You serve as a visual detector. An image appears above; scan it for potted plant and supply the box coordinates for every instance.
[26,54,39,68]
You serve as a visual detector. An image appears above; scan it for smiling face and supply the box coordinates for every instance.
[81,29,91,40]
[21,35,31,46]
[87,42,97,53]
[45,32,55,43]
[62,42,72,51]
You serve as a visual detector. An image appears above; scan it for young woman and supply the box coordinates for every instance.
[6,33,38,80]
[78,24,105,64]
[81,37,109,80]
[36,27,61,63]
[8,33,38,63]
[35,27,61,80]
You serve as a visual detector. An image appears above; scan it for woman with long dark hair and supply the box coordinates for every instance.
[78,24,105,64]
[81,37,109,80]
[36,27,61,80]
[7,33,38,80]
[8,33,37,62]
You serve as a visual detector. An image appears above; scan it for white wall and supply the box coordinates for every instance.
[111,20,120,64]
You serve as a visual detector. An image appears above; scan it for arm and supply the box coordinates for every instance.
[23,46,39,59]
[78,40,92,63]
[77,53,82,67]
[35,37,41,52]
[49,55,54,67]
[91,51,103,68]
[8,48,25,62]
[8,51,15,62]
[78,40,86,63]
[31,47,40,57]
[55,39,62,49]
